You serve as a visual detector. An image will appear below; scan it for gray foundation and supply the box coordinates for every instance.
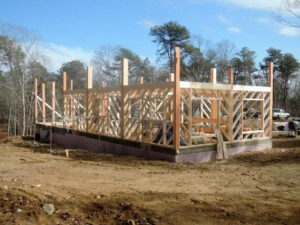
[36,124,272,163]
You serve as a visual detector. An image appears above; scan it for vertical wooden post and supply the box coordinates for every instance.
[52,82,56,126]
[70,80,73,120]
[63,72,67,91]
[169,73,174,82]
[102,81,107,116]
[174,47,180,150]
[34,78,38,123]
[138,76,143,141]
[42,83,46,124]
[63,72,67,127]
[188,88,192,145]
[268,62,273,137]
[228,68,234,141]
[121,58,128,139]
[210,68,217,120]
[86,67,93,133]
[87,67,93,89]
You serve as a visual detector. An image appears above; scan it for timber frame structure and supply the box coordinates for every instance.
[34,47,274,163]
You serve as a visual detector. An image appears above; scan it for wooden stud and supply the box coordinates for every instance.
[121,58,129,139]
[269,62,273,137]
[210,68,217,120]
[228,68,234,141]
[210,68,217,84]
[63,72,67,128]
[102,82,107,116]
[70,80,74,120]
[122,59,128,86]
[52,82,56,126]
[174,47,180,150]
[42,83,46,124]
[169,73,174,82]
[188,88,192,145]
[34,78,38,123]
[87,67,93,89]
[86,67,93,133]
[63,72,67,91]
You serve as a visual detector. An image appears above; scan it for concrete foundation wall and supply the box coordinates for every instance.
[37,124,272,164]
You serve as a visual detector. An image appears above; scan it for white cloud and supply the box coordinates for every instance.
[39,43,93,72]
[214,0,282,11]
[218,14,241,33]
[138,20,157,28]
[279,26,300,36]
[218,15,230,25]
[228,27,241,33]
[256,17,272,24]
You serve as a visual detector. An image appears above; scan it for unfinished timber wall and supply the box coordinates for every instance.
[34,47,273,163]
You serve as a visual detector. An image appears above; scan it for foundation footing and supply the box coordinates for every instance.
[36,124,272,163]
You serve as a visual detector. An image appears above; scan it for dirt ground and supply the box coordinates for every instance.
[0,136,299,225]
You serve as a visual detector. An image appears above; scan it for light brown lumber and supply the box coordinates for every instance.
[268,62,273,137]
[169,73,174,82]
[52,82,56,126]
[87,66,93,89]
[215,129,223,160]
[63,72,67,91]
[63,72,67,127]
[42,83,46,124]
[173,47,180,150]
[121,58,128,139]
[65,149,69,157]
[228,68,234,141]
[70,80,73,119]
[86,67,93,133]
[210,68,218,120]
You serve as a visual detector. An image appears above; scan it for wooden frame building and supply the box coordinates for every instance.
[34,47,273,163]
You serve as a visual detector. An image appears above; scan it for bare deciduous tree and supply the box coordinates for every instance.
[278,0,300,28]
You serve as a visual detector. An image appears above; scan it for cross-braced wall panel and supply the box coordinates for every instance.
[123,83,174,147]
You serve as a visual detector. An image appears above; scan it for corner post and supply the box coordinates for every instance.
[52,82,56,126]
[42,83,46,124]
[34,78,38,123]
[228,68,234,141]
[174,47,180,150]
[121,58,128,139]
[268,62,273,137]
[86,67,93,133]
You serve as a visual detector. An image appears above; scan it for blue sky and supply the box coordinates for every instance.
[0,0,299,71]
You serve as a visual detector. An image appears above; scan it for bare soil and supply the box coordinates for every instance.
[0,136,299,225]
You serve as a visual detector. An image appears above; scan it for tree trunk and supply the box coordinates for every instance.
[7,107,12,137]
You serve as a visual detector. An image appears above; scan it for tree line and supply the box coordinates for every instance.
[0,21,299,136]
